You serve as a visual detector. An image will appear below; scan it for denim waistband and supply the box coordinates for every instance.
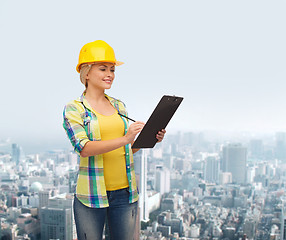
[106,187,129,193]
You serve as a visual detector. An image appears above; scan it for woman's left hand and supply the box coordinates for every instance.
[156,129,166,143]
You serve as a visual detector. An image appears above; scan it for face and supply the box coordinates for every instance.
[86,62,115,90]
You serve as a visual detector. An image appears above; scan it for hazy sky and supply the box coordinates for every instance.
[1,0,286,152]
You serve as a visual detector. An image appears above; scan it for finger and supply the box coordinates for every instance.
[157,132,164,137]
[130,123,144,129]
[156,132,165,142]
[156,134,163,141]
[134,121,145,125]
[135,125,144,132]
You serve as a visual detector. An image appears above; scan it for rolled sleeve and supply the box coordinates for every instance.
[63,103,90,155]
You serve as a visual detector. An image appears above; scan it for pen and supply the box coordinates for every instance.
[118,113,136,122]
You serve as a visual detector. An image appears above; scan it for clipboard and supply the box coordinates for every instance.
[132,95,183,149]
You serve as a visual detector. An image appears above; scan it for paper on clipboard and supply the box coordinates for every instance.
[132,95,183,149]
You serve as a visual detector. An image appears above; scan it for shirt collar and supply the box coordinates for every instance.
[76,91,119,112]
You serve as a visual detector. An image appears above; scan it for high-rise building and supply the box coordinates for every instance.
[222,144,247,184]
[12,143,20,165]
[246,167,255,184]
[134,150,149,222]
[204,156,220,183]
[242,218,256,239]
[40,207,72,240]
[39,190,51,209]
[155,165,170,195]
[48,194,75,240]
[276,132,286,161]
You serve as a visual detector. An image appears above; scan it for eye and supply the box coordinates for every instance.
[111,69,115,72]
[99,68,106,71]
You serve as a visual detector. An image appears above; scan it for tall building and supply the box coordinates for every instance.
[222,144,247,184]
[163,155,174,170]
[39,190,51,209]
[175,158,189,172]
[155,165,170,195]
[276,132,286,161]
[12,143,20,165]
[246,167,255,184]
[40,207,72,240]
[134,149,149,222]
[48,194,75,240]
[204,156,220,183]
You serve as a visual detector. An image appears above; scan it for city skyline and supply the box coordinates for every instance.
[1,129,286,239]
[1,128,285,155]
[1,0,286,153]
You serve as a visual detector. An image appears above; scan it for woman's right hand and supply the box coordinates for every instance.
[124,121,145,144]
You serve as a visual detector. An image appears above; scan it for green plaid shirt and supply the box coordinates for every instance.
[63,92,139,208]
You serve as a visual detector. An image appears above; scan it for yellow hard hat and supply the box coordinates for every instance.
[76,40,124,73]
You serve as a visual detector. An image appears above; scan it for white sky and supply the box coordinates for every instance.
[1,0,286,152]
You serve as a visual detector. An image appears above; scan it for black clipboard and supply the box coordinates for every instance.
[132,95,183,149]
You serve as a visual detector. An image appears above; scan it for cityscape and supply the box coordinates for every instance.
[1,0,285,239]
[0,131,286,240]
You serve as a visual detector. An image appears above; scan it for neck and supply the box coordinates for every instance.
[85,87,106,103]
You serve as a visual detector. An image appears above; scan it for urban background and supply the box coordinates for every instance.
[1,130,286,239]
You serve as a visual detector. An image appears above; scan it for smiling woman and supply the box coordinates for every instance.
[85,63,115,91]
[62,40,166,240]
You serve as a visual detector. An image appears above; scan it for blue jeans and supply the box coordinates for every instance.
[74,188,138,240]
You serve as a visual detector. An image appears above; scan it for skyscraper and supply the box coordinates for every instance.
[204,156,220,183]
[155,165,170,195]
[48,194,75,240]
[12,143,20,165]
[134,149,149,222]
[40,207,72,240]
[222,144,247,184]
[276,132,286,161]
[39,190,51,209]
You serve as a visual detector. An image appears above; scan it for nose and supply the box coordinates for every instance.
[107,69,115,78]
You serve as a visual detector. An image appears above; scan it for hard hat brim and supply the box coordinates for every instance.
[76,60,124,73]
[115,61,124,66]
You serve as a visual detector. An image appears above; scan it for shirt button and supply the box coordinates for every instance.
[127,166,130,169]
[126,153,129,156]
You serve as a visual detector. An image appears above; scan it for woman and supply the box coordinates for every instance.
[63,40,166,240]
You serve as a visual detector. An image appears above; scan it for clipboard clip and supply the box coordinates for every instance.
[167,95,179,102]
